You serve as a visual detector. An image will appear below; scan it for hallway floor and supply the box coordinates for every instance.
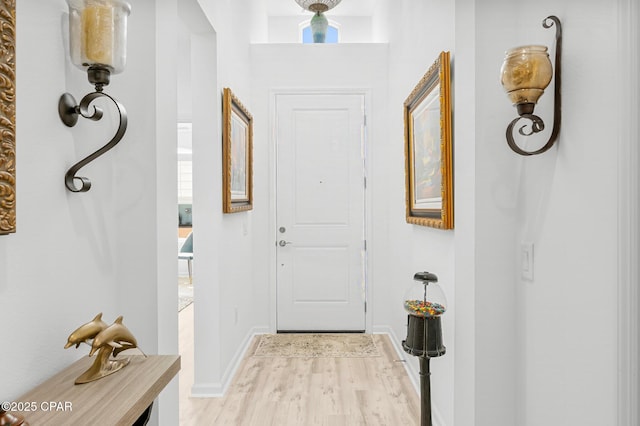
[178,304,420,425]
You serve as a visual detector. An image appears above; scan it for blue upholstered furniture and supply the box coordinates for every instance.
[179,232,193,284]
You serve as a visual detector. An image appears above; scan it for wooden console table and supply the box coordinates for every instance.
[12,355,180,425]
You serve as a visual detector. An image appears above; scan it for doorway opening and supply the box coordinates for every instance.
[176,0,219,413]
[178,122,193,312]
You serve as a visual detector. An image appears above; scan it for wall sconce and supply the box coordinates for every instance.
[58,0,131,192]
[500,15,561,156]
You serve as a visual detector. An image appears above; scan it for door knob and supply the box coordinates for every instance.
[278,240,292,247]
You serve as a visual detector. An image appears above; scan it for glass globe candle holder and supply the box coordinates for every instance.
[500,45,553,116]
[67,0,131,88]
[402,272,447,358]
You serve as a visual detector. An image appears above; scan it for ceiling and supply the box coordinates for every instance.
[264,0,377,17]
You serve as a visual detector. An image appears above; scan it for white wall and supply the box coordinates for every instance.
[460,1,623,425]
[618,1,640,424]
[153,2,180,424]
[493,2,620,425]
[385,1,629,425]
[0,1,118,396]
[249,43,389,338]
[1,1,179,424]
[382,1,456,424]
[213,1,634,423]
[181,1,632,423]
[6,2,630,425]
[469,2,520,423]
[181,0,259,396]
[177,18,193,122]
[452,0,477,424]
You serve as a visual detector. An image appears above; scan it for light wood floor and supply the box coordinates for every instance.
[179,303,420,425]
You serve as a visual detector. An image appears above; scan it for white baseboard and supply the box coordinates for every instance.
[191,325,269,398]
[373,325,419,392]
[190,382,223,398]
[373,326,447,426]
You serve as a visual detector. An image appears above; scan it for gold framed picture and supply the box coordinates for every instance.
[222,88,253,213]
[0,0,15,235]
[404,51,453,229]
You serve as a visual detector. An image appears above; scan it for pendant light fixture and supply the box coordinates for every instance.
[295,0,342,43]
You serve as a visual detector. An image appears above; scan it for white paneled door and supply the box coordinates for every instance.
[276,92,366,331]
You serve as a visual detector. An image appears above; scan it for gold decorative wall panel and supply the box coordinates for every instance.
[0,0,15,235]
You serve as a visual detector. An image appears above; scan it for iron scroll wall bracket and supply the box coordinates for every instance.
[506,15,562,156]
[58,88,128,192]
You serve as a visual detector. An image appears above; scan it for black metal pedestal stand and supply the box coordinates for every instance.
[402,271,446,426]
[419,357,432,426]
[402,314,445,426]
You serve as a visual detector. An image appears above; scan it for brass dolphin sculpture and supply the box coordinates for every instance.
[89,315,139,356]
[64,313,108,349]
[65,314,145,384]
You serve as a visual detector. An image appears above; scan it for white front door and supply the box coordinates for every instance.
[276,92,366,331]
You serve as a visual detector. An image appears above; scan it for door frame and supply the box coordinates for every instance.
[267,88,373,334]
[617,0,639,424]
